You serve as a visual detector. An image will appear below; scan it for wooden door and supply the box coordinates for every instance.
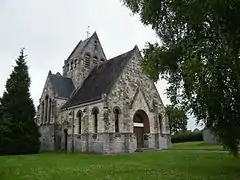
[134,127,143,148]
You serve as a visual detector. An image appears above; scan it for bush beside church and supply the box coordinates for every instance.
[171,131,203,143]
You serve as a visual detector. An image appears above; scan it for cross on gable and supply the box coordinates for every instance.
[86,26,90,38]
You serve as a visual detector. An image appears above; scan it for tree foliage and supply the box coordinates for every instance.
[0,49,40,154]
[122,0,240,155]
[166,105,187,134]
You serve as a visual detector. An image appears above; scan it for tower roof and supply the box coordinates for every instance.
[66,32,106,60]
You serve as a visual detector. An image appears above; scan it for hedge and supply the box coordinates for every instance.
[171,131,203,143]
[0,136,40,155]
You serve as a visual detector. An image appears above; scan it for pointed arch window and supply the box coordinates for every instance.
[94,40,97,49]
[159,114,163,136]
[75,59,77,68]
[49,99,52,123]
[66,63,69,71]
[70,61,74,70]
[41,101,44,124]
[77,110,82,134]
[51,100,55,123]
[84,53,91,68]
[44,95,49,124]
[93,56,98,65]
[92,108,99,133]
[113,107,121,133]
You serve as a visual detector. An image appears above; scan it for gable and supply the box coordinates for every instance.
[67,32,107,62]
[130,87,153,112]
[107,47,166,113]
[41,71,75,100]
[40,73,55,100]
[81,32,107,61]
[131,88,152,113]
[61,47,136,109]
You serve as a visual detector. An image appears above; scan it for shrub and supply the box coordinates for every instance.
[171,131,203,143]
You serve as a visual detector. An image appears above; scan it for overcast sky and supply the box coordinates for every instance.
[0,0,202,130]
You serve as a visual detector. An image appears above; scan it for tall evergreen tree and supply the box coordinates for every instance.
[0,49,40,154]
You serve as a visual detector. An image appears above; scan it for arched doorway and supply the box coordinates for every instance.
[133,110,150,149]
[64,129,68,151]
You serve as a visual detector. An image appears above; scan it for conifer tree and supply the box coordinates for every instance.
[0,49,40,154]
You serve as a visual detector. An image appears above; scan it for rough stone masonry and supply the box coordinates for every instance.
[36,32,171,154]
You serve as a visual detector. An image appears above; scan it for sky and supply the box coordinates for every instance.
[0,0,202,130]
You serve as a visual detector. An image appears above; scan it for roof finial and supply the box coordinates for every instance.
[86,26,90,38]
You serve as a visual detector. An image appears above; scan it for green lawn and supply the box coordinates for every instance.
[171,141,226,151]
[0,151,240,180]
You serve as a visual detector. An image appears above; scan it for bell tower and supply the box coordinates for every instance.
[62,32,107,88]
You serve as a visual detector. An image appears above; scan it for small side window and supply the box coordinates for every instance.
[93,57,98,65]
[94,40,97,49]
[92,108,99,133]
[75,59,77,68]
[159,114,163,136]
[85,54,91,68]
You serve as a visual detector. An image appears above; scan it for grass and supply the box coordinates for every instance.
[171,141,226,151]
[0,151,240,180]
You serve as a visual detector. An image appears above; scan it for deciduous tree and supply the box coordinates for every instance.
[122,0,240,155]
[166,105,187,134]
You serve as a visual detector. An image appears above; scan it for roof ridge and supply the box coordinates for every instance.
[108,48,135,61]
[66,40,83,60]
[79,32,98,54]
[51,73,72,80]
[66,32,96,61]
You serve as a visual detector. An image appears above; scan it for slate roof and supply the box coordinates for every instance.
[62,47,137,108]
[49,72,75,99]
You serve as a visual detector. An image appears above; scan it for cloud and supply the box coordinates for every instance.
[0,0,200,130]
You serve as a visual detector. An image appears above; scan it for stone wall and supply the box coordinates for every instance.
[59,101,105,135]
[54,98,67,124]
[63,133,136,154]
[203,129,218,145]
[37,73,68,126]
[107,49,170,134]
[39,125,55,152]
[62,132,170,154]
[37,74,54,125]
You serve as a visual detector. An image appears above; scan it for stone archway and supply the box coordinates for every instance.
[133,110,150,149]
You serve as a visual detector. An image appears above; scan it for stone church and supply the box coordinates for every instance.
[36,32,171,154]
